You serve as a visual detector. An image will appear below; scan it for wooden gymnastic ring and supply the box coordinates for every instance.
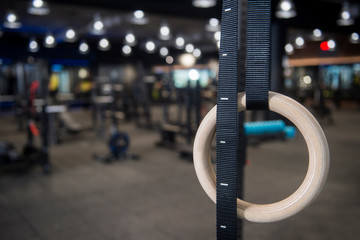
[193,91,330,223]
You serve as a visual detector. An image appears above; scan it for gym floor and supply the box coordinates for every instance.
[0,107,360,240]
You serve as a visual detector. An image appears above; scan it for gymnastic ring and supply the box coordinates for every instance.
[193,91,330,223]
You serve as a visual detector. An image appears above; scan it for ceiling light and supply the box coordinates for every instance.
[350,32,359,44]
[78,68,89,79]
[91,14,106,35]
[275,0,297,19]
[313,29,322,38]
[122,45,132,55]
[175,36,185,49]
[209,18,219,27]
[179,53,196,67]
[6,12,17,22]
[193,48,202,58]
[294,36,305,49]
[166,56,174,65]
[342,11,350,20]
[214,31,221,41]
[312,28,323,41]
[65,28,77,42]
[134,10,144,19]
[33,0,44,8]
[44,33,56,48]
[160,25,170,36]
[98,38,110,51]
[125,31,136,46]
[303,75,312,85]
[206,18,220,32]
[160,47,169,57]
[130,10,149,25]
[327,39,336,51]
[79,41,89,54]
[337,2,354,26]
[28,37,39,53]
[192,0,217,8]
[159,21,171,40]
[28,0,50,15]
[145,40,156,53]
[3,10,22,29]
[189,69,200,81]
[94,20,103,31]
[185,43,195,53]
[284,43,294,55]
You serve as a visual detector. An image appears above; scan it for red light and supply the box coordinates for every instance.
[320,41,329,51]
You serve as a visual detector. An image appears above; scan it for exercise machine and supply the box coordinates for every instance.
[92,76,138,162]
[157,69,203,150]
[0,61,51,173]
[133,62,152,129]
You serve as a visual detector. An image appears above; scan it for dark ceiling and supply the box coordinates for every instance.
[0,0,359,65]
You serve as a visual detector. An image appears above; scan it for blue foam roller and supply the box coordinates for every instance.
[244,120,285,136]
[283,126,297,139]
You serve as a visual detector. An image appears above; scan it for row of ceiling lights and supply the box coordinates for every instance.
[25,27,204,56]
[193,0,357,27]
[1,1,217,64]
[285,29,360,55]
[275,0,358,27]
[277,0,359,55]
[1,0,359,60]
[2,0,358,32]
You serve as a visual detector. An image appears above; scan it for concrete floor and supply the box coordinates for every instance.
[0,107,359,240]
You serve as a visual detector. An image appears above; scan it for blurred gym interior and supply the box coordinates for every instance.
[0,0,360,239]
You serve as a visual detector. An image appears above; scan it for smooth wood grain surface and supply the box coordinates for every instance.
[193,92,330,223]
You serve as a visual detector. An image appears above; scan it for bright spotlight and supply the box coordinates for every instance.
[193,48,201,58]
[327,39,336,50]
[160,47,169,57]
[285,43,294,55]
[28,37,39,53]
[189,69,200,81]
[179,53,196,67]
[125,32,136,46]
[78,68,89,79]
[98,38,110,50]
[295,36,305,48]
[44,33,56,47]
[350,32,359,43]
[303,75,312,85]
[192,0,217,8]
[175,36,185,48]
[166,56,174,64]
[65,28,76,42]
[122,45,132,55]
[145,40,156,53]
[134,10,144,19]
[79,41,89,54]
[185,43,195,53]
[214,31,221,41]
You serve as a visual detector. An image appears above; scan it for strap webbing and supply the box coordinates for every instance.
[237,1,248,238]
[216,0,239,239]
[246,0,271,110]
[216,0,271,239]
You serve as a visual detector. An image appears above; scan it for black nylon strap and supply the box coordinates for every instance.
[216,0,239,239]
[237,1,248,239]
[246,0,271,110]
